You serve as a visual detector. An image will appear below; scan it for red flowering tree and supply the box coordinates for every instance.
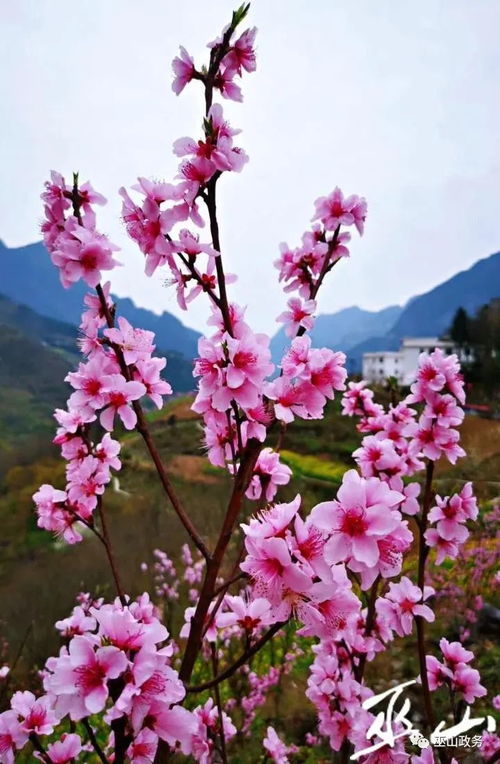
[1,5,498,764]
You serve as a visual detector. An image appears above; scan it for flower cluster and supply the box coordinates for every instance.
[306,639,374,753]
[0,595,206,761]
[343,352,474,561]
[277,297,316,338]
[240,495,362,638]
[41,172,119,289]
[426,638,487,704]
[172,20,256,99]
[35,181,173,544]
[352,401,423,483]
[245,447,292,503]
[263,726,298,763]
[193,321,274,420]
[193,310,347,489]
[121,16,257,293]
[275,188,366,301]
[239,663,287,734]
[424,482,478,564]
[405,348,466,464]
[341,380,382,423]
[310,469,412,589]
[143,548,180,602]
[269,335,347,424]
[191,698,237,763]
[375,577,435,638]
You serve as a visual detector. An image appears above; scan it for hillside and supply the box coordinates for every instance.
[0,240,201,358]
[0,292,196,391]
[0,323,69,475]
[389,250,500,337]
[0,293,78,358]
[0,293,198,476]
[0,393,499,684]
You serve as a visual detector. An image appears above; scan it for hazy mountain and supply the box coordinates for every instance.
[0,291,197,475]
[0,293,78,358]
[270,250,500,372]
[270,305,403,364]
[0,320,71,475]
[388,251,500,338]
[0,292,196,394]
[347,251,500,370]
[0,240,201,359]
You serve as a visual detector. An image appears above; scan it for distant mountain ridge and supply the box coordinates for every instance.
[270,304,403,365]
[0,293,196,394]
[271,250,500,371]
[0,289,199,474]
[346,251,500,369]
[0,240,201,359]
[2,240,499,376]
[0,293,78,358]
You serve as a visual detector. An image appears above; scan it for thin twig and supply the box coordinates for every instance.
[354,577,380,682]
[82,718,109,764]
[213,571,247,599]
[415,460,436,732]
[97,497,126,604]
[29,734,51,763]
[187,621,286,693]
[94,283,210,561]
[202,547,246,639]
[211,644,228,763]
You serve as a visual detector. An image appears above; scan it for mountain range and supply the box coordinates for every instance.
[1,239,500,382]
[0,240,201,359]
[0,240,203,469]
[270,304,403,369]
[271,250,500,370]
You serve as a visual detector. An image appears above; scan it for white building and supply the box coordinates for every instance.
[362,337,473,386]
[362,350,403,384]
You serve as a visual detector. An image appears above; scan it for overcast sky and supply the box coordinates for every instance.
[1,1,499,335]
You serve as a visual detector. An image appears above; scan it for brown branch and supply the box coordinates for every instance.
[354,576,380,682]
[133,408,211,560]
[211,644,228,763]
[203,20,237,337]
[164,232,222,310]
[415,460,436,732]
[213,570,247,599]
[202,547,246,640]
[294,227,341,342]
[108,678,130,764]
[29,734,51,763]
[275,421,287,452]
[186,621,286,693]
[94,285,210,561]
[204,7,247,113]
[310,225,341,299]
[96,497,126,604]
[205,174,233,336]
[179,437,262,683]
[82,718,109,764]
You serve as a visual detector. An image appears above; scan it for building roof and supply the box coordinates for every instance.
[401,337,454,348]
[362,337,457,361]
[363,351,401,358]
